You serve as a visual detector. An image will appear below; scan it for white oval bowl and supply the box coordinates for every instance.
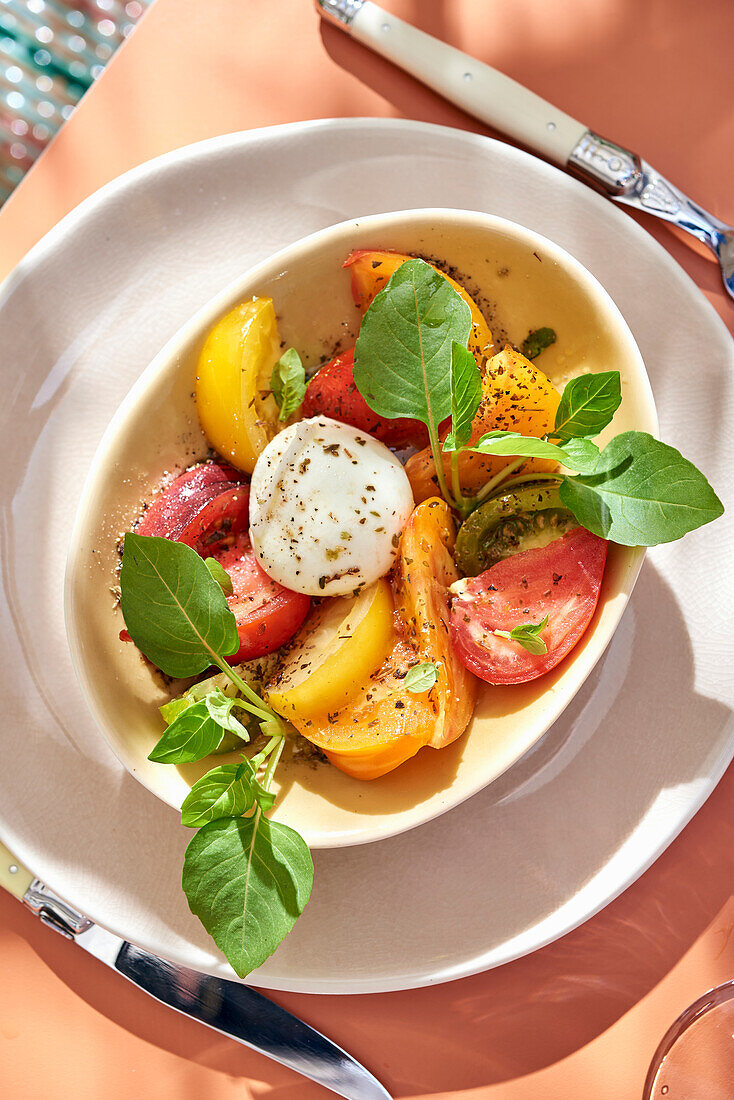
[64,208,658,848]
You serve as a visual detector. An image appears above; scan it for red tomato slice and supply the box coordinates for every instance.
[450,527,608,685]
[302,347,427,448]
[212,533,311,663]
[136,462,249,555]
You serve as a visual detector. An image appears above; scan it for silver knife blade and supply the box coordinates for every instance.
[23,880,392,1100]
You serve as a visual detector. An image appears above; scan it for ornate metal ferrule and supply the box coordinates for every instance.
[314,0,365,31]
[567,130,642,196]
[23,880,93,940]
[570,130,734,299]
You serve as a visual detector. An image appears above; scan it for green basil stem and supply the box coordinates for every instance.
[212,657,284,728]
[427,421,455,509]
[449,449,467,513]
[251,734,282,770]
[468,456,528,509]
[236,734,283,906]
[261,736,286,792]
[492,472,563,495]
[232,736,286,936]
[457,429,568,514]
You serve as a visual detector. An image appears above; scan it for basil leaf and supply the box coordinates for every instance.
[182,814,313,977]
[521,327,556,360]
[443,341,482,452]
[557,436,600,473]
[252,787,276,813]
[559,431,724,545]
[120,534,239,677]
[469,431,596,471]
[180,763,255,828]
[205,689,250,742]
[205,556,234,595]
[353,258,471,429]
[493,616,549,656]
[552,371,622,442]
[471,431,565,463]
[271,348,306,422]
[149,699,224,764]
[404,662,439,692]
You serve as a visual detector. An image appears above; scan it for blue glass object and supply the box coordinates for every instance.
[0,0,150,205]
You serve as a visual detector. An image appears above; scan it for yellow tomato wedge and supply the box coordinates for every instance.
[344,249,494,365]
[195,296,281,474]
[406,345,561,504]
[267,579,394,721]
[285,500,478,781]
[295,634,438,780]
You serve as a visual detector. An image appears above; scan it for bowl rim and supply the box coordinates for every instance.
[64,206,659,848]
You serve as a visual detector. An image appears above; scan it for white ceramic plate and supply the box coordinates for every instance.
[1,119,732,994]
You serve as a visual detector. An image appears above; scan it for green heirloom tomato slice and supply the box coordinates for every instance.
[454,481,576,576]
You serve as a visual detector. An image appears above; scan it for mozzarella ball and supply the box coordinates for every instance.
[249,417,414,596]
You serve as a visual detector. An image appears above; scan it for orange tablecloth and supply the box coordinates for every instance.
[1,2,733,1097]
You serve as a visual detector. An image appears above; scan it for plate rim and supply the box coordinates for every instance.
[1,116,732,994]
[2,115,732,354]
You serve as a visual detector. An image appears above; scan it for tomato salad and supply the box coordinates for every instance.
[121,248,723,777]
[116,248,722,978]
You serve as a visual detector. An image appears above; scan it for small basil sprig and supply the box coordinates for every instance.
[149,699,227,764]
[182,734,311,977]
[404,661,439,693]
[492,616,549,655]
[149,689,252,764]
[120,533,312,977]
[271,347,307,421]
[353,258,472,509]
[354,263,722,545]
[353,263,722,543]
[463,426,723,545]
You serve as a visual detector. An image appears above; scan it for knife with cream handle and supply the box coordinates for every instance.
[0,837,392,1100]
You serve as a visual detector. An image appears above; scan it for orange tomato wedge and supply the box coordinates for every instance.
[344,249,494,366]
[288,499,478,780]
[406,345,561,504]
[395,498,478,749]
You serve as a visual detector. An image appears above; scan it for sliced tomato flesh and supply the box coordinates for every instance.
[136,462,250,555]
[302,347,427,448]
[449,526,608,685]
[125,465,308,663]
[211,534,311,663]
